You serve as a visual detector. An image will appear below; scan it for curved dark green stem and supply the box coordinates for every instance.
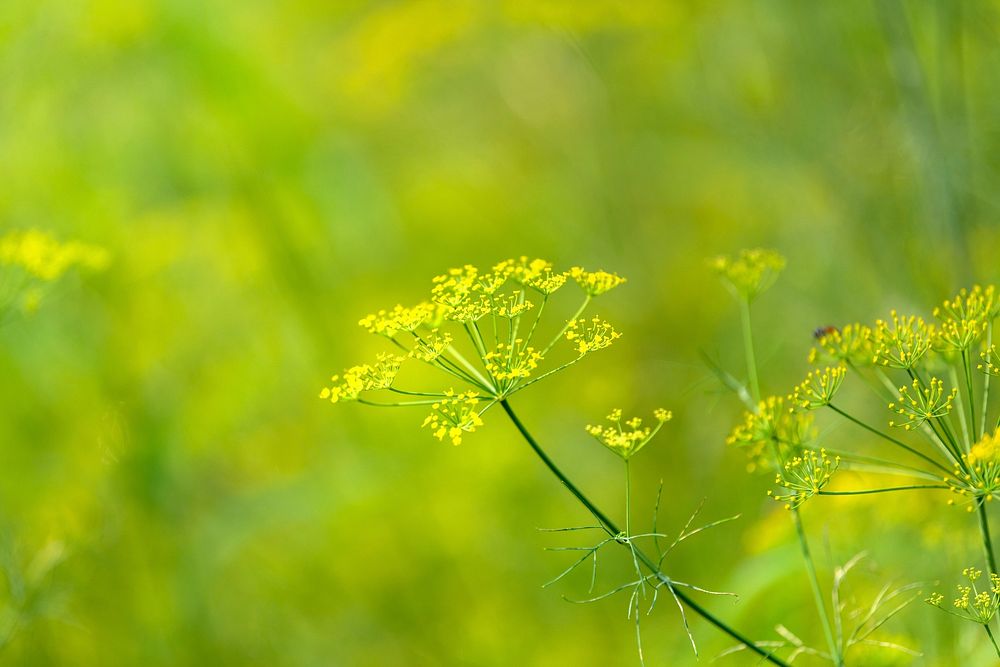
[500,399,790,666]
[977,501,998,576]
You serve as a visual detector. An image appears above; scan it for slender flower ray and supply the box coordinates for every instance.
[826,404,956,477]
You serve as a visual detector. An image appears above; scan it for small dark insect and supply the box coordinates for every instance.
[813,325,838,340]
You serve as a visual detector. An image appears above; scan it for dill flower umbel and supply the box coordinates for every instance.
[947,430,1000,508]
[422,391,483,445]
[791,366,846,410]
[808,323,875,367]
[979,345,1000,377]
[565,316,621,356]
[491,291,535,319]
[769,449,840,510]
[934,286,997,351]
[727,396,814,472]
[359,303,435,337]
[872,311,935,369]
[568,267,626,296]
[410,332,453,362]
[888,378,957,430]
[484,342,543,383]
[515,258,568,295]
[585,408,672,460]
[321,258,628,446]
[710,248,785,302]
[320,353,407,403]
[927,567,1000,625]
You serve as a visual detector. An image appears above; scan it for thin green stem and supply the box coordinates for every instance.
[791,509,842,667]
[848,362,895,404]
[508,289,526,349]
[986,623,1000,659]
[499,400,789,666]
[983,324,993,439]
[523,294,547,351]
[739,298,760,403]
[951,364,972,450]
[964,348,980,442]
[977,501,998,576]
[389,387,449,398]
[465,322,488,360]
[444,338,496,393]
[625,458,632,538]
[820,446,944,480]
[827,404,955,477]
[509,358,580,396]
[541,295,591,357]
[410,331,494,392]
[357,397,441,407]
[818,484,949,496]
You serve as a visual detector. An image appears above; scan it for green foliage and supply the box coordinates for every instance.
[3,0,1000,665]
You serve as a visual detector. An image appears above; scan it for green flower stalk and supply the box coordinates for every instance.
[320,257,789,666]
[714,248,843,667]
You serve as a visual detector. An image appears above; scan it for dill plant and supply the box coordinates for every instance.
[320,258,790,665]
[717,250,1000,661]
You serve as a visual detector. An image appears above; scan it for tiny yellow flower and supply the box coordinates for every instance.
[568,267,626,296]
[710,248,785,302]
[585,407,672,459]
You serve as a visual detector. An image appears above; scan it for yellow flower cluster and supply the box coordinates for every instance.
[484,342,543,382]
[808,323,874,367]
[359,303,435,337]
[326,257,631,447]
[968,430,1000,467]
[927,568,1000,625]
[0,229,109,281]
[445,295,492,323]
[515,258,568,295]
[727,396,815,472]
[791,365,846,410]
[768,448,840,510]
[491,292,534,319]
[888,377,956,430]
[710,248,785,302]
[872,311,935,369]
[319,353,406,403]
[947,431,1000,509]
[430,265,480,308]
[585,407,672,460]
[565,316,621,356]
[934,285,997,351]
[568,267,626,297]
[421,391,484,445]
[410,333,452,362]
[477,260,516,295]
[979,345,1000,377]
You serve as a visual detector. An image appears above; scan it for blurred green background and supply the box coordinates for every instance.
[2,0,1000,664]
